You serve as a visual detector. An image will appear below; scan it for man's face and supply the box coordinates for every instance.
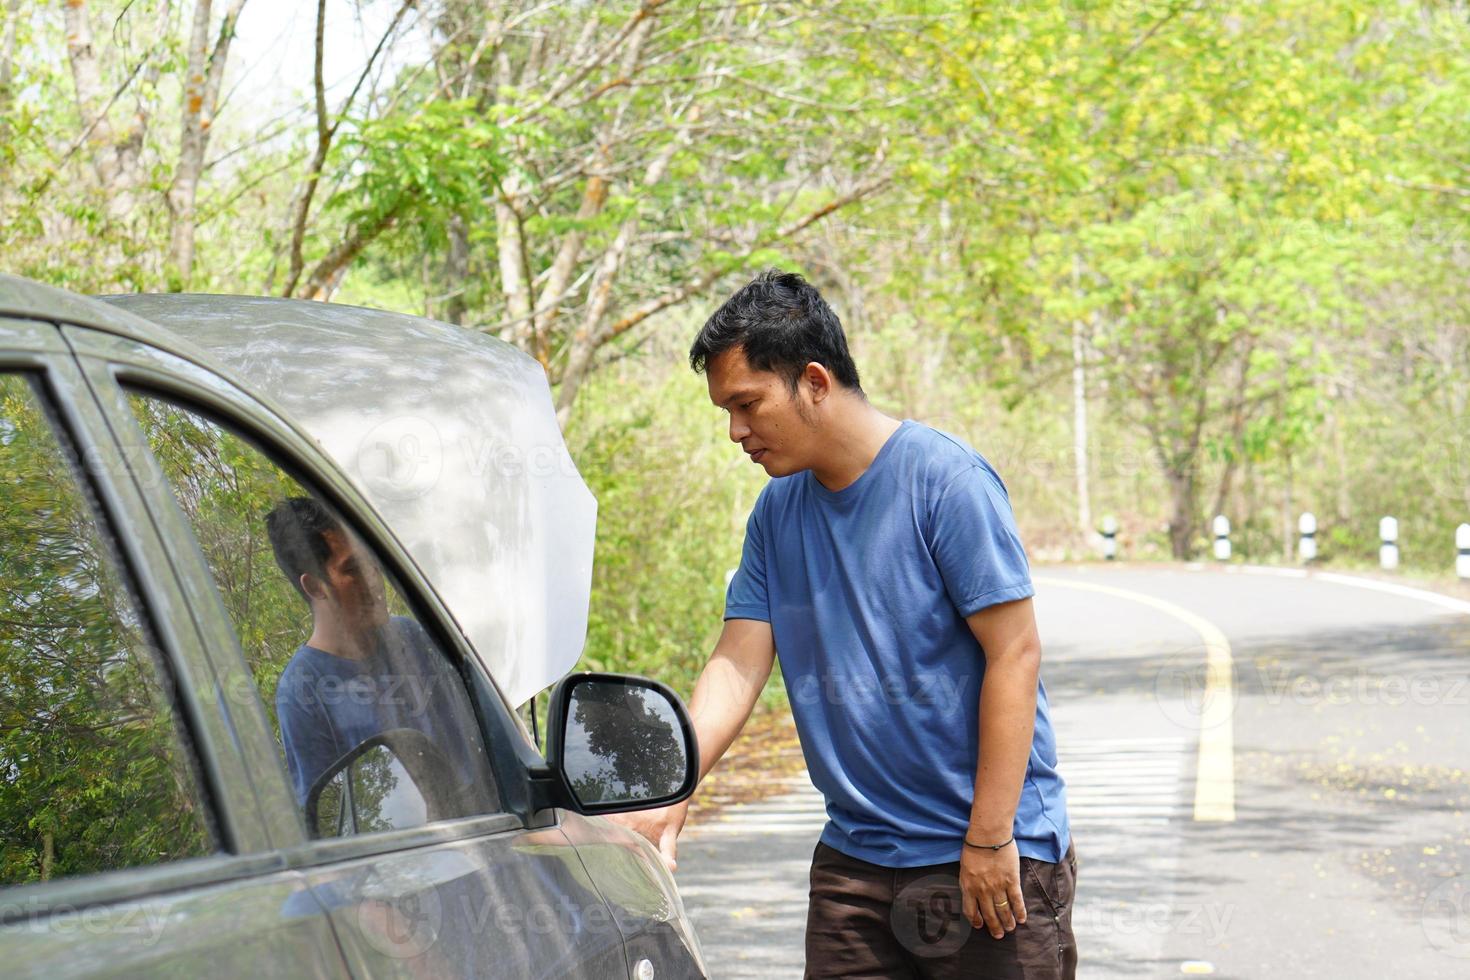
[314,529,390,629]
[706,347,822,477]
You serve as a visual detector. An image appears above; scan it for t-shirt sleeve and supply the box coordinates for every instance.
[927,462,1035,617]
[724,500,771,623]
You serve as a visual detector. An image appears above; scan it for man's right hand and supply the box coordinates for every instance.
[606,798,690,872]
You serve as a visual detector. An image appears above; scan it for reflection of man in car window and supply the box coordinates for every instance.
[266,496,481,806]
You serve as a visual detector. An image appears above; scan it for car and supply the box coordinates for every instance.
[0,274,707,979]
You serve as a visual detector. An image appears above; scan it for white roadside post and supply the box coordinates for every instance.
[1101,515,1118,561]
[1298,512,1317,563]
[1213,515,1231,561]
[1380,516,1399,571]
[1457,524,1470,581]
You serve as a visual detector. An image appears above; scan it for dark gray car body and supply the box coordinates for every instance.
[0,276,706,980]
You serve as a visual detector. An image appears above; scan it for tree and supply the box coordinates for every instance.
[296,0,907,421]
[841,0,1424,557]
[1,1,276,291]
[1055,194,1355,557]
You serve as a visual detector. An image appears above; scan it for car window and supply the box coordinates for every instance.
[125,392,501,837]
[0,373,213,886]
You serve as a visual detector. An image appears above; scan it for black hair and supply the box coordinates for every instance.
[689,269,862,393]
[265,496,343,601]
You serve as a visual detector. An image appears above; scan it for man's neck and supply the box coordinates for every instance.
[306,621,374,661]
[809,400,903,492]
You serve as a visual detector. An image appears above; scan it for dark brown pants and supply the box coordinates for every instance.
[804,840,1078,979]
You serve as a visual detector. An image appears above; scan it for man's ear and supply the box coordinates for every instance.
[300,572,329,603]
[803,362,834,404]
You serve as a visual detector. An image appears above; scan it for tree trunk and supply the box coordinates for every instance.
[1071,256,1093,542]
[167,0,248,289]
[0,0,20,120]
[1281,454,1294,562]
[1071,320,1093,538]
[554,224,642,427]
[494,188,535,344]
[40,831,54,882]
[1166,467,1198,560]
[443,215,470,325]
[1208,340,1254,522]
[1070,282,1093,552]
[1328,379,1351,522]
[62,0,141,220]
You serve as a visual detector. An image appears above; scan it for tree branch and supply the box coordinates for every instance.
[281,0,415,297]
[1384,173,1470,199]
[607,174,891,342]
[507,0,670,126]
[295,198,410,300]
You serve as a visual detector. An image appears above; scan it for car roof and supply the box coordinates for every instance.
[0,273,225,361]
[0,275,595,707]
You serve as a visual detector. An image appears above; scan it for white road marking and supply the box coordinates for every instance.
[685,774,828,837]
[1059,736,1192,830]
[1199,563,1470,616]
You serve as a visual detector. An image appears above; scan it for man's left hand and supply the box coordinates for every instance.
[958,839,1026,940]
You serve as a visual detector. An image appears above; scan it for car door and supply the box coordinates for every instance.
[65,324,633,979]
[0,315,351,980]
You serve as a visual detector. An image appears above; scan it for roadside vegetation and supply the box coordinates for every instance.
[4,1,1469,693]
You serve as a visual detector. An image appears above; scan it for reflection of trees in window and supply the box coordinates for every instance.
[129,395,494,827]
[313,750,401,839]
[0,376,211,885]
[570,770,617,805]
[348,747,407,835]
[313,775,347,838]
[571,684,684,803]
[127,396,412,739]
[128,396,308,719]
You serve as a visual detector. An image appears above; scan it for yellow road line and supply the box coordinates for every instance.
[1034,575,1236,822]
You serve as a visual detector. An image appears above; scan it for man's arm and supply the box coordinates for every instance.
[960,596,1042,939]
[607,617,775,869]
[686,618,777,781]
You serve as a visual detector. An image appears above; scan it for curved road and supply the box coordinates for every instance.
[675,564,1470,979]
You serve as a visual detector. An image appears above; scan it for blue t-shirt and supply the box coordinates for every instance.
[724,420,1070,867]
[275,616,485,806]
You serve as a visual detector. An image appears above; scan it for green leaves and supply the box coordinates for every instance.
[330,99,514,240]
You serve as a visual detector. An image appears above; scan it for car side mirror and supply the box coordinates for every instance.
[543,673,699,815]
[304,728,456,838]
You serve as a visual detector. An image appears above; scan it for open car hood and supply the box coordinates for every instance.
[104,294,596,707]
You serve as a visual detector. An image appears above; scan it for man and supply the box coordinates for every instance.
[266,496,487,808]
[615,270,1075,978]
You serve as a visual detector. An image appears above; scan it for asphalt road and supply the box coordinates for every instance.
[674,564,1470,979]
